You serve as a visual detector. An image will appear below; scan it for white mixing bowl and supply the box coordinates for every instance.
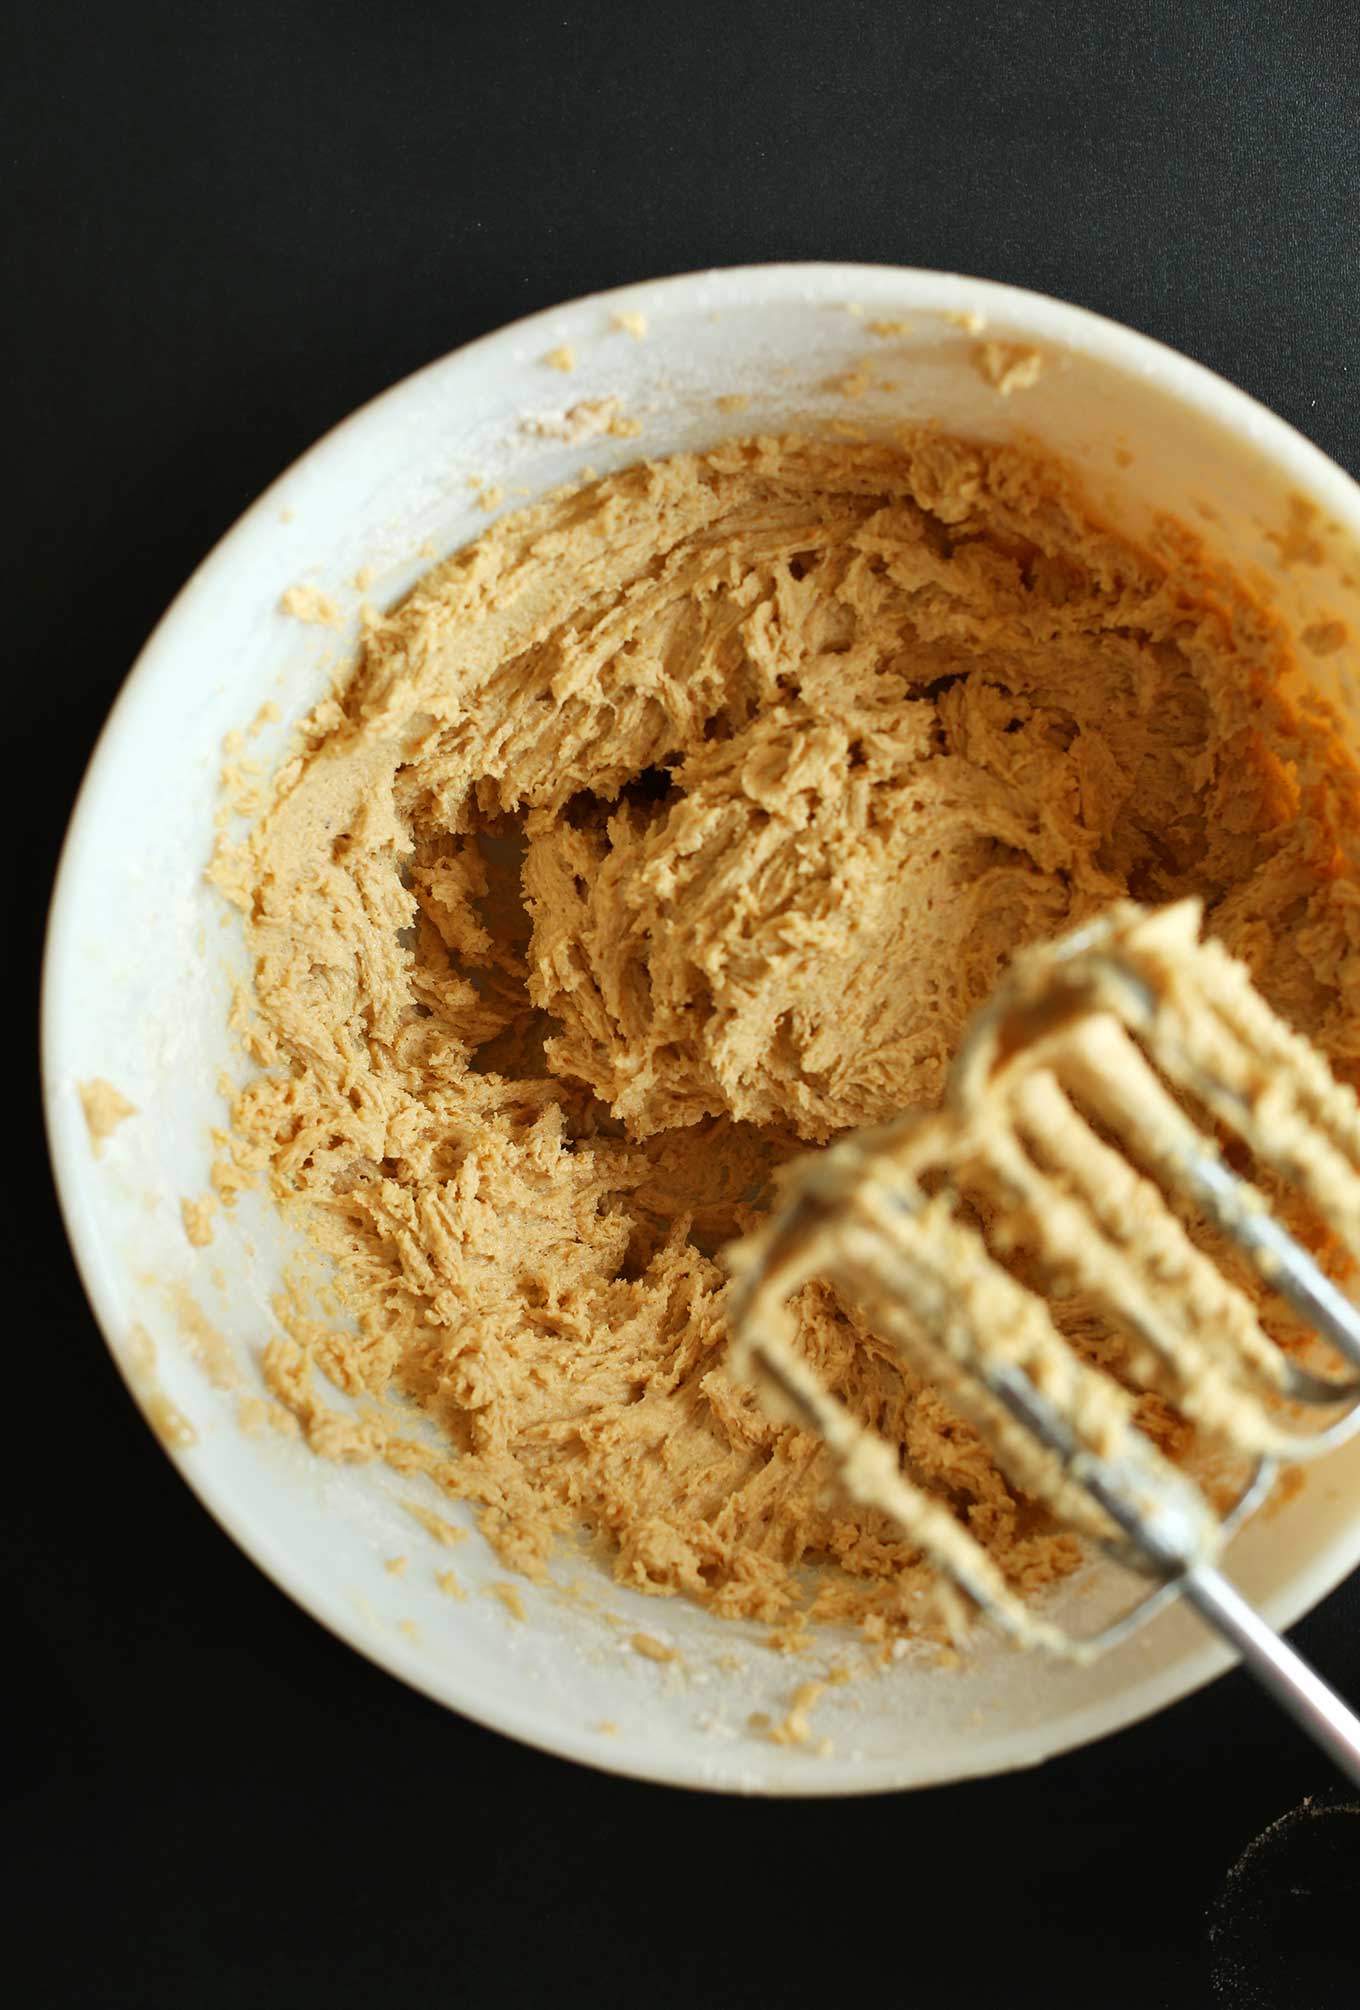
[43,264,1360,1794]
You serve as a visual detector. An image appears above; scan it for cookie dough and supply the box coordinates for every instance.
[80,1077,137,1156]
[216,431,1360,1632]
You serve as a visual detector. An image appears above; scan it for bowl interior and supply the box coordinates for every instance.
[44,264,1360,1793]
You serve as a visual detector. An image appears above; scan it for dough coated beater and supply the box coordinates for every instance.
[727,900,1360,1783]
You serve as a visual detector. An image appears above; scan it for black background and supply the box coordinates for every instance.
[10,3,1360,2006]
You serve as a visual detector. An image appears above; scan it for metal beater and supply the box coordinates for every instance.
[727,900,1360,1783]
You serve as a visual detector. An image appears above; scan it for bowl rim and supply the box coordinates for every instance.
[42,260,1360,1796]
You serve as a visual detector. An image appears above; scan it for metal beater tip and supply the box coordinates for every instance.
[726,898,1360,1663]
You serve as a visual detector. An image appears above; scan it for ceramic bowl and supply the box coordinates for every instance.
[44,264,1360,1793]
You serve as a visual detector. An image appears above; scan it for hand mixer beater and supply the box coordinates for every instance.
[727,900,1360,1782]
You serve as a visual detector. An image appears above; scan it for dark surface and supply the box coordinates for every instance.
[9,3,1360,2005]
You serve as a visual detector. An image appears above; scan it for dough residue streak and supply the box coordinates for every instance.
[80,1078,137,1156]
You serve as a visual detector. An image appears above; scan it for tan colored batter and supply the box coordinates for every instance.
[80,1077,137,1156]
[215,431,1360,1633]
